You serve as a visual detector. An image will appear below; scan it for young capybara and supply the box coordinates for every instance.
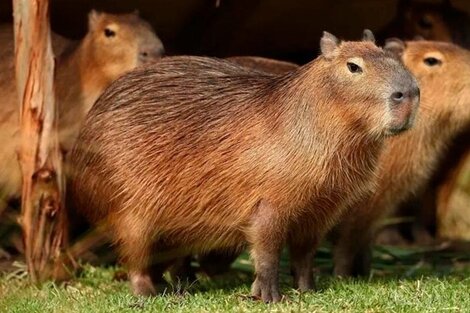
[69,30,419,302]
[332,39,470,277]
[0,10,164,214]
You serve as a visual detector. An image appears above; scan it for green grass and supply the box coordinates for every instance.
[1,246,469,313]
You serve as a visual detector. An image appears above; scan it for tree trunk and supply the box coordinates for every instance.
[13,0,67,283]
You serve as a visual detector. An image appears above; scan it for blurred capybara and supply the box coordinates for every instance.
[69,31,419,302]
[378,0,470,246]
[0,10,164,214]
[380,0,470,47]
[332,39,470,277]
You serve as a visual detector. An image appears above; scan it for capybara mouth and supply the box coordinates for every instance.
[385,125,411,136]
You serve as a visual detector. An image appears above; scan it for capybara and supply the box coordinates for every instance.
[0,10,164,214]
[332,39,470,277]
[380,0,470,47]
[69,31,419,302]
[378,0,470,247]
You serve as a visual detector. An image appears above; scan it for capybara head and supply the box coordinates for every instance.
[316,30,420,137]
[394,0,470,46]
[86,10,164,77]
[397,0,453,41]
[385,39,470,128]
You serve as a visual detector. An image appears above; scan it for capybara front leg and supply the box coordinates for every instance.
[249,199,286,303]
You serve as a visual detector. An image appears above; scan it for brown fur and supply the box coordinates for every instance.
[177,56,299,279]
[0,11,164,213]
[69,34,419,301]
[333,40,470,277]
[227,56,299,74]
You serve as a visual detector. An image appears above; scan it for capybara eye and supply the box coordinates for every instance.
[347,62,362,74]
[418,16,433,29]
[104,28,116,38]
[423,57,442,66]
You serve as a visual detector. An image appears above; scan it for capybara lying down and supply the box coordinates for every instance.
[0,10,164,214]
[332,39,470,277]
[69,31,419,302]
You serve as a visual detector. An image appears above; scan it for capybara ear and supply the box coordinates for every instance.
[362,29,376,43]
[88,10,102,30]
[384,38,406,57]
[320,31,340,59]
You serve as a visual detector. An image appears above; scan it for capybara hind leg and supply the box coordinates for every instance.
[249,199,286,303]
[129,271,156,296]
[289,238,317,291]
[118,228,156,296]
[0,198,8,219]
[167,257,196,284]
[333,230,373,277]
[198,250,239,276]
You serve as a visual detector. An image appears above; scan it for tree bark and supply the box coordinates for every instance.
[13,0,67,283]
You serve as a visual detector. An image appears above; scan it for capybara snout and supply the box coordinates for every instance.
[137,30,165,64]
[139,46,165,64]
[387,73,420,135]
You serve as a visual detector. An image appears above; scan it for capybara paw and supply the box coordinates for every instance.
[334,256,370,278]
[333,264,353,278]
[294,276,315,292]
[130,272,157,296]
[251,278,282,303]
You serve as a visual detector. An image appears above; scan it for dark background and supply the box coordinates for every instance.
[1,0,469,63]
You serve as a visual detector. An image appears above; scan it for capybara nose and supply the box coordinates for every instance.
[387,85,420,135]
[391,85,420,105]
[139,48,164,64]
[391,91,405,104]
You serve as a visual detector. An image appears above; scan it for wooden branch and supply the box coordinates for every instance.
[13,0,67,283]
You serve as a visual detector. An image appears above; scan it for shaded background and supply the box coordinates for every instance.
[1,0,469,63]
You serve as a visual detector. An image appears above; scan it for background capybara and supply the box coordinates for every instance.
[0,10,164,216]
[380,0,470,47]
[377,0,470,247]
[332,39,470,277]
[69,31,419,302]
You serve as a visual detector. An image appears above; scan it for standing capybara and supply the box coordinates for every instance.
[0,10,164,214]
[332,39,470,277]
[69,31,419,302]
